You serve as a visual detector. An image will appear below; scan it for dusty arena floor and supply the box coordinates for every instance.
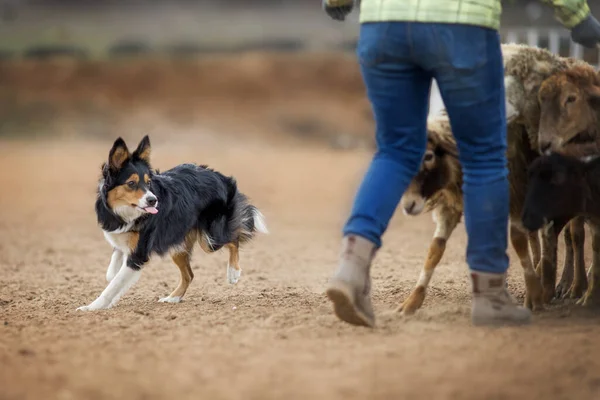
[1,133,600,400]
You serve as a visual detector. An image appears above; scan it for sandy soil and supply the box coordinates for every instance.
[1,133,600,400]
[2,53,600,400]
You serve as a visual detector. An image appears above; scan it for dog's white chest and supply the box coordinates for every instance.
[104,228,133,254]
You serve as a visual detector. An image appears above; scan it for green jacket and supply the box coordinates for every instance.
[350,0,591,30]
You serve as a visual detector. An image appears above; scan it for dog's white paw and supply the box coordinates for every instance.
[227,264,241,285]
[76,297,110,311]
[158,296,181,303]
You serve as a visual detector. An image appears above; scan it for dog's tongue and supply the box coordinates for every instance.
[144,207,158,215]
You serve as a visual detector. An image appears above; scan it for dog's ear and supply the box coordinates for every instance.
[108,137,130,171]
[132,135,151,163]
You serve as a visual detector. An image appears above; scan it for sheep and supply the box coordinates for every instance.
[398,111,544,315]
[396,43,589,315]
[537,64,600,156]
[521,153,600,307]
[527,61,600,299]
[502,43,591,302]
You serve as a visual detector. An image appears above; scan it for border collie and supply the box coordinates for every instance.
[77,135,268,311]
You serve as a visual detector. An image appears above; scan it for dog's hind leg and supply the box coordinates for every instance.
[226,242,241,285]
[160,233,196,304]
[106,249,124,282]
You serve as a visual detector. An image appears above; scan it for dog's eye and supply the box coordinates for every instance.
[424,153,434,162]
[565,95,577,105]
[127,181,136,188]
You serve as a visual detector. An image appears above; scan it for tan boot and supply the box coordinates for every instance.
[326,235,377,328]
[470,270,532,326]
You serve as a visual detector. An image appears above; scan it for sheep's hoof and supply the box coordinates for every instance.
[524,274,544,311]
[567,282,587,300]
[577,285,600,307]
[555,281,570,299]
[524,293,544,312]
[542,284,556,304]
[396,286,425,316]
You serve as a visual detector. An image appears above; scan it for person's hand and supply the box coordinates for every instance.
[571,14,600,48]
[323,0,354,21]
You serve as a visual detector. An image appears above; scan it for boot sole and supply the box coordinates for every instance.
[326,284,374,328]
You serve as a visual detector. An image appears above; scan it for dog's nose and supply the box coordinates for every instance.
[539,141,552,155]
[146,197,157,206]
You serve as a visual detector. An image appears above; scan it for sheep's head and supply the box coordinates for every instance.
[400,129,459,216]
[537,66,600,155]
[521,153,588,231]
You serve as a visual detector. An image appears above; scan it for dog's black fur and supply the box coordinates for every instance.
[96,135,265,271]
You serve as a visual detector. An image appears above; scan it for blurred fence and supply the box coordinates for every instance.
[3,3,600,140]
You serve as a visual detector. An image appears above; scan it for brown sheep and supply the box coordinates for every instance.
[396,43,591,315]
[503,44,590,303]
[537,65,600,156]
[532,64,600,299]
[398,112,544,315]
[521,153,600,307]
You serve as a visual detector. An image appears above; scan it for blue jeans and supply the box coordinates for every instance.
[343,22,509,274]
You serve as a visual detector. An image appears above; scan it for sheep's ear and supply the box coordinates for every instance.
[587,84,600,101]
[108,137,130,171]
[132,135,151,163]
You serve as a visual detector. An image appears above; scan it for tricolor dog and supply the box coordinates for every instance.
[77,136,267,311]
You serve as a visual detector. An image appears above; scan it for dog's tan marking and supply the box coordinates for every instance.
[106,174,145,209]
[199,232,215,253]
[226,242,242,284]
[227,242,240,271]
[165,232,197,300]
[110,146,130,170]
[144,174,150,184]
[128,174,140,184]
[137,146,151,163]
[127,232,140,252]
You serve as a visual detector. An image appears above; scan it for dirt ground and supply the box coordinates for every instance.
[2,55,600,400]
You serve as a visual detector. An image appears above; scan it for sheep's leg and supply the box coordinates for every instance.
[556,223,574,299]
[537,219,567,304]
[397,207,461,315]
[578,222,600,307]
[567,217,588,299]
[510,223,543,311]
[529,230,541,273]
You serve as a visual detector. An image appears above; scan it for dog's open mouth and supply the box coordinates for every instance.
[134,205,159,214]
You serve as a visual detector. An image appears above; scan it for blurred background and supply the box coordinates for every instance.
[2,0,600,147]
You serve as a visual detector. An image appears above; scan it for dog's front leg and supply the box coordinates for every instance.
[77,258,140,311]
[106,248,124,282]
[78,230,153,311]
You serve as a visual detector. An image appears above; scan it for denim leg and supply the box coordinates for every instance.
[343,22,431,248]
[430,25,509,273]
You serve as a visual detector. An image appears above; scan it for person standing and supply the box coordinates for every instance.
[323,0,600,327]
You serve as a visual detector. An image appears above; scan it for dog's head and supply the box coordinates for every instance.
[99,135,159,222]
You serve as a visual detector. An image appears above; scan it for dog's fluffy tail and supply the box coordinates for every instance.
[237,199,268,244]
[247,205,269,234]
